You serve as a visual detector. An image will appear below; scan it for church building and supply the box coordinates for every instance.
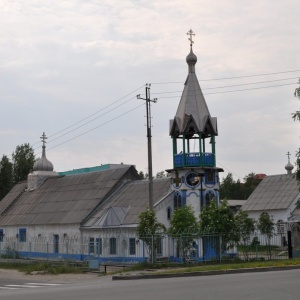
[0,31,223,262]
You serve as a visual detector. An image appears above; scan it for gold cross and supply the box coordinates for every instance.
[187,29,195,46]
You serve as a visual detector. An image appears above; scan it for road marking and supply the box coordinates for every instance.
[26,283,63,286]
[0,283,64,290]
[6,285,41,288]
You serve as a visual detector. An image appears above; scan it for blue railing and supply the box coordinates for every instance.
[174,152,215,168]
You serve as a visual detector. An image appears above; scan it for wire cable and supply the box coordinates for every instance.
[45,104,145,153]
[150,68,300,84]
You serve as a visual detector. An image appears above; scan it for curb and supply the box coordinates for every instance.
[112,265,300,280]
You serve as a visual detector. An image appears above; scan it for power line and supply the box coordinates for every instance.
[31,84,145,147]
[45,104,145,153]
[45,96,136,146]
[157,82,297,99]
[151,77,299,95]
[216,161,243,180]
[150,68,300,84]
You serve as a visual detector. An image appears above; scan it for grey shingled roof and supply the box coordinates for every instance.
[169,47,218,137]
[242,174,300,211]
[0,166,139,226]
[83,178,172,227]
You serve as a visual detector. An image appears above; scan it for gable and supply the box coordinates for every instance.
[83,178,172,228]
[242,174,300,212]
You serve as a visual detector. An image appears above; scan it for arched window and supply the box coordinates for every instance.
[205,190,215,207]
[174,192,182,209]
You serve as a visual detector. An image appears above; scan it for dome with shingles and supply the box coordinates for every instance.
[186,48,197,65]
[33,132,54,172]
[33,156,54,172]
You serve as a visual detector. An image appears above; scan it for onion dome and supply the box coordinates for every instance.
[186,48,197,65]
[33,132,54,172]
[285,152,294,175]
[285,162,294,174]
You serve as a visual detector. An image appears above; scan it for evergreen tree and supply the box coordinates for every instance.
[243,172,261,199]
[0,155,13,201]
[12,143,35,183]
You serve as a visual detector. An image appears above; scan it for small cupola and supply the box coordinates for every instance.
[27,132,58,190]
[33,133,54,172]
[285,151,294,175]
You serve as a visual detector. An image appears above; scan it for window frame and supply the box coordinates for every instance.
[19,228,26,243]
[129,238,136,255]
[96,238,102,255]
[109,237,117,255]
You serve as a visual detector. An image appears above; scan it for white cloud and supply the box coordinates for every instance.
[0,0,299,182]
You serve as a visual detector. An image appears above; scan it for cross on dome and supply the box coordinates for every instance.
[286,151,291,163]
[187,29,195,47]
[41,132,47,148]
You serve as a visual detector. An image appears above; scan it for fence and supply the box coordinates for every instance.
[1,226,297,264]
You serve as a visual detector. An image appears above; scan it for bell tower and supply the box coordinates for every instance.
[167,30,223,216]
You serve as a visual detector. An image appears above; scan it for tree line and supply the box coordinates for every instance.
[219,172,262,200]
[0,143,35,201]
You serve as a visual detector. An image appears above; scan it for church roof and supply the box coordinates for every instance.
[82,178,172,227]
[242,174,300,212]
[169,42,218,137]
[0,165,140,226]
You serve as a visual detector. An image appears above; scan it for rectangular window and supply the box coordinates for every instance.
[19,228,26,242]
[157,238,163,256]
[110,237,117,255]
[89,238,95,253]
[0,229,3,242]
[129,238,136,255]
[206,171,215,183]
[96,238,102,255]
[181,191,187,206]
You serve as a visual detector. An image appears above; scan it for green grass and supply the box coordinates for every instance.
[0,261,87,275]
[2,259,300,276]
[155,258,300,274]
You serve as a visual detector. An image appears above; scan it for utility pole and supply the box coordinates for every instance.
[137,84,157,210]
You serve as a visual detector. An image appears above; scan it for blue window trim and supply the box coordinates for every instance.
[110,237,117,255]
[181,190,187,206]
[19,228,26,242]
[205,170,215,184]
[96,238,102,255]
[129,238,136,255]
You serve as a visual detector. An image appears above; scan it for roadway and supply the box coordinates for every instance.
[0,268,299,300]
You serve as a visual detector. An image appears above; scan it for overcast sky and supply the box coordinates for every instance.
[1,0,299,182]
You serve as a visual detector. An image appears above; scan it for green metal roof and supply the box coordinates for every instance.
[58,165,110,176]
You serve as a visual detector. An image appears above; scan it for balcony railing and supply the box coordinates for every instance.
[174,152,215,168]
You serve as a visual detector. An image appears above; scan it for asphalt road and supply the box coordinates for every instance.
[1,269,299,300]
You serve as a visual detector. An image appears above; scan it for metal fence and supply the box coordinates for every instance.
[1,226,297,264]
